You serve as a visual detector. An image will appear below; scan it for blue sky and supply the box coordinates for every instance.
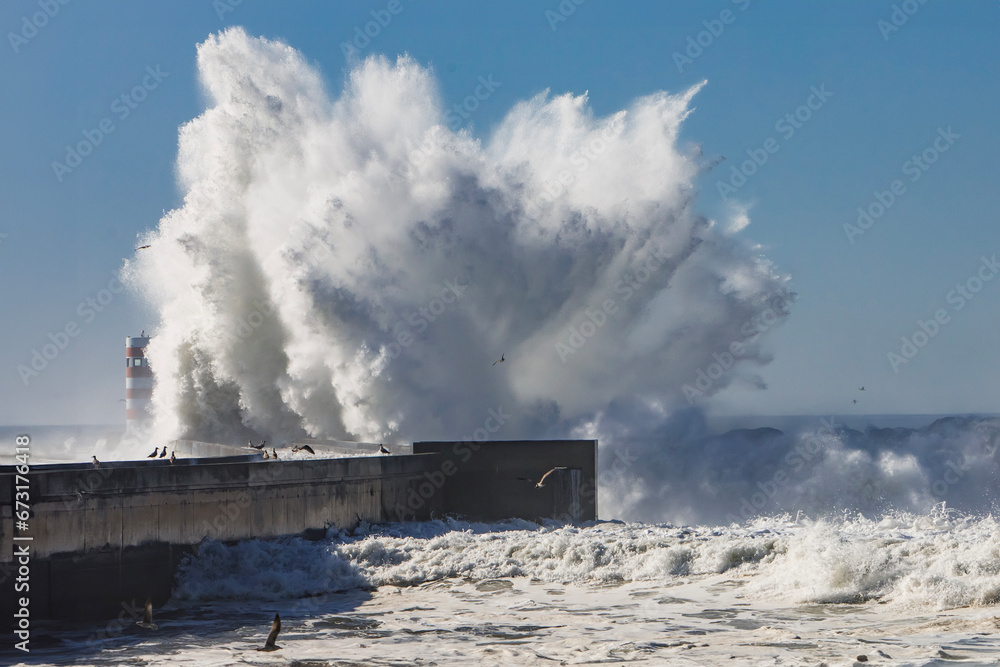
[1,0,998,425]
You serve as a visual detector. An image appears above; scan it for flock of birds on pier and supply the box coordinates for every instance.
[90,439,400,467]
[246,439,393,458]
[93,448,178,467]
[144,446,177,464]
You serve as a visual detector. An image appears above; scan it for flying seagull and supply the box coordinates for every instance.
[257,613,281,652]
[251,440,266,450]
[292,444,315,455]
[159,447,167,458]
[92,455,100,467]
[136,598,158,630]
[170,451,176,464]
[378,444,391,455]
[518,467,568,488]
[859,386,865,391]
[135,245,151,251]
[852,399,857,405]
[492,353,505,367]
[147,447,159,458]
[118,398,126,403]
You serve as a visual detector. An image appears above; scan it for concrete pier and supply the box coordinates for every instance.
[0,439,596,628]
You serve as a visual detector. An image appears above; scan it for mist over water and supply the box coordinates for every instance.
[595,411,1000,524]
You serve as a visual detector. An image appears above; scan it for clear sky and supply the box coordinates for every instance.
[1,0,998,426]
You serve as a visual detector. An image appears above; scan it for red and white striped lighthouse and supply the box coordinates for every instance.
[125,334,152,432]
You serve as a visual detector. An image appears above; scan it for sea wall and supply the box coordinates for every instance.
[0,439,596,627]
[0,449,443,623]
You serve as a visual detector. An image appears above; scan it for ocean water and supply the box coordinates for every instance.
[6,417,1000,666]
[9,514,1000,666]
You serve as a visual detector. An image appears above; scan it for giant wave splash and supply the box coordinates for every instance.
[123,28,788,462]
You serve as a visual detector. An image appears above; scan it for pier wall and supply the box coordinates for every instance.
[0,450,443,622]
[0,439,596,626]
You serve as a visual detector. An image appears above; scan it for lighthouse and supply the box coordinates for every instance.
[125,334,152,432]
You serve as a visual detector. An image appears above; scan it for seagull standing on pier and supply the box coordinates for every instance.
[92,456,100,467]
[147,447,158,458]
[159,448,167,458]
[378,444,391,455]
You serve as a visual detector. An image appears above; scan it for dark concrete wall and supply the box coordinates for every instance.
[411,440,597,523]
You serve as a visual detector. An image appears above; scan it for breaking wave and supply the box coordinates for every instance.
[123,27,789,456]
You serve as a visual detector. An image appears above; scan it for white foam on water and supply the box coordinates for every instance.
[173,511,1000,613]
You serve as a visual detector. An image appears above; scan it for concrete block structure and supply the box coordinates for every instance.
[411,440,597,523]
[0,438,596,628]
